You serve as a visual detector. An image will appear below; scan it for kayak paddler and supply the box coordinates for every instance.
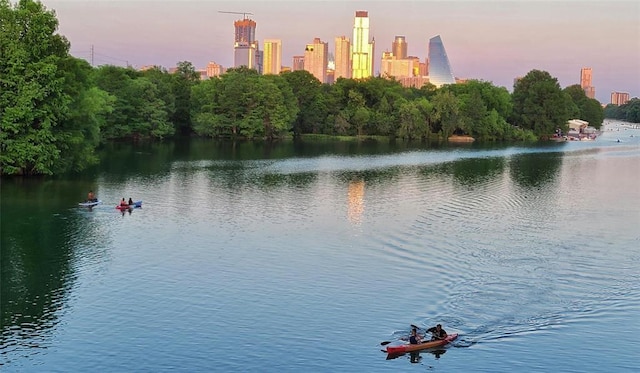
[409,327,423,344]
[427,324,447,341]
[87,190,97,202]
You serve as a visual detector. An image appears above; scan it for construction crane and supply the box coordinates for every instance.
[218,11,253,19]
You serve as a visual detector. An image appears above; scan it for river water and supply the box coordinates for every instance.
[1,120,639,372]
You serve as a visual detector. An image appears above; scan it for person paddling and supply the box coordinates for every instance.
[409,327,423,345]
[128,197,134,205]
[427,324,447,341]
[87,190,97,202]
[120,198,129,207]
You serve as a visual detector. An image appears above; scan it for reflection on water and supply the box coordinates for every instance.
[347,179,365,225]
[2,120,639,371]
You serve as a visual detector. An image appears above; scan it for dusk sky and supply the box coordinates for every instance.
[42,0,639,104]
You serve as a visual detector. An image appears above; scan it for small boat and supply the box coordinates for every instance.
[115,201,142,210]
[386,333,458,354]
[79,200,101,207]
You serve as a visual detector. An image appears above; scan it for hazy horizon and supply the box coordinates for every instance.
[41,0,640,104]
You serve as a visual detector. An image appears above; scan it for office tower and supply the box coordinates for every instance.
[233,18,260,70]
[335,36,351,79]
[611,91,630,106]
[292,56,305,71]
[380,52,412,78]
[206,61,225,78]
[352,10,375,79]
[304,38,328,83]
[392,36,407,59]
[263,39,282,75]
[580,67,592,89]
[428,35,455,87]
[419,59,428,77]
[580,67,596,99]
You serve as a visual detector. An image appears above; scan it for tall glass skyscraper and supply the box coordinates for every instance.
[428,35,455,87]
[351,11,374,79]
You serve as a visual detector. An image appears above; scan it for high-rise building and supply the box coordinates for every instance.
[206,61,225,78]
[304,38,328,83]
[233,18,260,70]
[234,18,255,44]
[334,36,351,79]
[380,52,412,78]
[428,35,455,87]
[263,39,282,75]
[352,10,375,79]
[419,59,428,77]
[292,56,305,71]
[580,67,596,99]
[392,36,407,60]
[611,91,630,106]
[580,67,592,88]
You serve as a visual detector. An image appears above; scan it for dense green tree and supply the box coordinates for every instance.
[127,77,174,138]
[563,84,604,129]
[140,67,177,128]
[93,65,173,139]
[171,61,200,134]
[614,98,640,123]
[262,74,299,133]
[458,90,486,136]
[191,67,295,139]
[1,0,70,175]
[281,70,325,135]
[191,77,224,137]
[55,56,114,172]
[603,104,621,120]
[511,70,571,137]
[242,75,294,139]
[432,90,460,139]
[92,65,137,139]
[397,100,428,140]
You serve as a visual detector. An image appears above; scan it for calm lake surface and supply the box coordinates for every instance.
[1,120,639,372]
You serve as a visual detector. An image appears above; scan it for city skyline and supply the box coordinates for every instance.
[43,0,639,103]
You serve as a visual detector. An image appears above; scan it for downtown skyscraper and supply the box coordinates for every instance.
[304,38,328,83]
[334,36,351,79]
[351,11,375,79]
[263,39,282,75]
[233,17,261,73]
[580,67,596,99]
[392,36,407,59]
[428,35,455,87]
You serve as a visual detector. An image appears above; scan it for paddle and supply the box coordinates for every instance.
[380,324,423,346]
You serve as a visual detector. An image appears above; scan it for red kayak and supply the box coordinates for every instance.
[386,333,458,354]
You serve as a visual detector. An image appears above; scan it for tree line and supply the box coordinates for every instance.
[1,0,605,176]
[603,99,640,123]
